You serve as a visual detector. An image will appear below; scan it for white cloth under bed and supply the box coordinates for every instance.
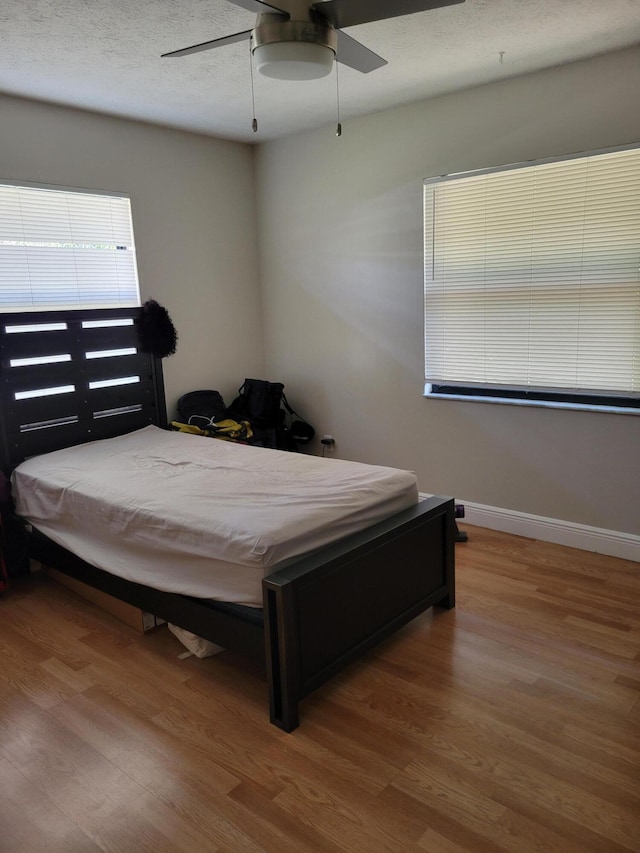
[12,425,418,607]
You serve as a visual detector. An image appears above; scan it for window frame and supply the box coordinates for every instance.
[423,143,640,414]
[0,179,141,313]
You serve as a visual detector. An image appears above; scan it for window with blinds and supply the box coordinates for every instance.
[0,181,141,312]
[423,145,640,410]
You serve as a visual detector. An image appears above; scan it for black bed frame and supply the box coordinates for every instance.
[0,308,455,732]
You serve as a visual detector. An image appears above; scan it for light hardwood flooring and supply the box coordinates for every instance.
[0,526,638,852]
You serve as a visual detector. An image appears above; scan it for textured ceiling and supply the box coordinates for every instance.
[1,0,639,142]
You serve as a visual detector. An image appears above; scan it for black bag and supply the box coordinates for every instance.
[227,379,285,429]
[177,390,226,429]
[227,379,315,450]
[287,414,315,446]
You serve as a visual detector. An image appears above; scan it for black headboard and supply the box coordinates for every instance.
[0,307,167,475]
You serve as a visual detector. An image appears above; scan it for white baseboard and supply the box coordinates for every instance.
[420,494,640,563]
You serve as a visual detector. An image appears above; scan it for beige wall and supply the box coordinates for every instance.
[254,47,640,534]
[0,93,265,414]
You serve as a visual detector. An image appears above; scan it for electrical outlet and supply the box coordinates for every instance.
[320,434,335,453]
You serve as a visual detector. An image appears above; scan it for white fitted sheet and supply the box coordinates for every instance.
[12,425,418,606]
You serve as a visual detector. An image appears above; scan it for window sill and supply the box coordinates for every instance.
[423,390,640,416]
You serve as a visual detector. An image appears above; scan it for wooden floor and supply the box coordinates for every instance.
[0,526,638,852]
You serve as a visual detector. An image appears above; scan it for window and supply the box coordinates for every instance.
[0,181,141,312]
[423,145,640,411]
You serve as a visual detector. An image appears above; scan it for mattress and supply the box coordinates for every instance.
[12,425,418,606]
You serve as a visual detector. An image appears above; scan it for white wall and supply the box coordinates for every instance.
[254,47,640,535]
[0,93,265,413]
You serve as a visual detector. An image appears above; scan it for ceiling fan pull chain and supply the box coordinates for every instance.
[249,37,258,133]
[335,57,342,137]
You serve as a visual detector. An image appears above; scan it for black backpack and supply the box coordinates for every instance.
[176,390,226,429]
[227,379,314,450]
[227,379,285,429]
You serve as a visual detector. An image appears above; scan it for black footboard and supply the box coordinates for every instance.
[262,496,455,731]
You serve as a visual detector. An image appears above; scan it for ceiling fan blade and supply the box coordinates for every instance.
[336,30,387,73]
[313,0,464,30]
[161,29,252,58]
[226,0,289,15]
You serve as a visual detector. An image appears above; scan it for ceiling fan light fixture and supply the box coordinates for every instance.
[253,40,334,80]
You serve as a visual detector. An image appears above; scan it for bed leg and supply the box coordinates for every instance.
[263,585,300,732]
[438,504,456,610]
[437,590,455,609]
[271,692,300,733]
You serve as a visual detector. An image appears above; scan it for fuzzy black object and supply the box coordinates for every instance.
[138,299,178,358]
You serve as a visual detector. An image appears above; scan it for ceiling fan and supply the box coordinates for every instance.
[162,0,465,81]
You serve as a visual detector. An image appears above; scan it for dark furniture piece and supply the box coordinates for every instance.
[0,307,455,731]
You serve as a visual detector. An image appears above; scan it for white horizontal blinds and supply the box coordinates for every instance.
[0,183,141,311]
[424,147,640,396]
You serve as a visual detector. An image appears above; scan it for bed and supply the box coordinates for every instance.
[0,307,455,731]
